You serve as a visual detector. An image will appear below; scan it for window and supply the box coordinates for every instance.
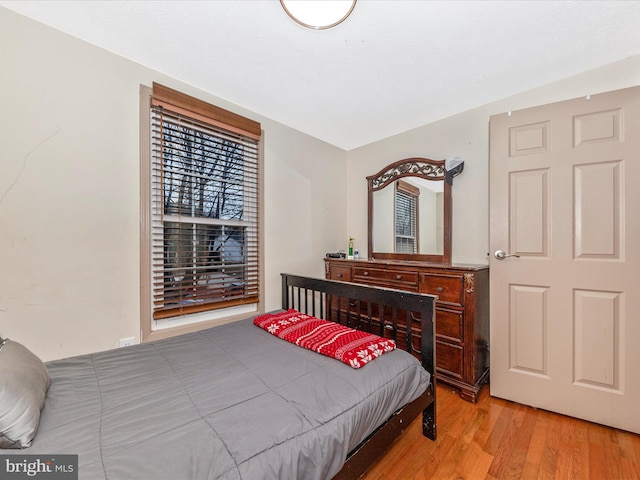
[141,83,262,339]
[395,180,419,253]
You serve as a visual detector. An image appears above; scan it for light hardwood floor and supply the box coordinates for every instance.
[360,382,640,480]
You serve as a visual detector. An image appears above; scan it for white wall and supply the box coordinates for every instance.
[346,55,640,265]
[0,8,347,361]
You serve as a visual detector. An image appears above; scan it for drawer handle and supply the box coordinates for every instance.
[437,286,444,293]
[363,271,369,276]
[384,324,394,330]
[396,275,402,280]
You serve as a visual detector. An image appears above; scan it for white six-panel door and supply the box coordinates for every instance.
[489,86,640,433]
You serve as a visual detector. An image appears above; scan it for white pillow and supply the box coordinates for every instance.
[0,338,51,449]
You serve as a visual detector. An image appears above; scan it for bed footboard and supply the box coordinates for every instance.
[281,273,437,446]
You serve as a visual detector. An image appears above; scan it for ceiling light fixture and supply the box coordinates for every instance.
[280,0,357,30]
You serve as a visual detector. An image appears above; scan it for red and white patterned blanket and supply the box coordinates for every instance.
[253,309,396,369]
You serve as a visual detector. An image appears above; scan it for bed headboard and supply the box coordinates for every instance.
[280,273,436,376]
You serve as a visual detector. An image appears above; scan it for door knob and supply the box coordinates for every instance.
[494,250,520,260]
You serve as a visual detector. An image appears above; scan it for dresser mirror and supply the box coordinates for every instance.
[367,157,458,263]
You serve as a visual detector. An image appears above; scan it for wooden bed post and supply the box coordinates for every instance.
[281,274,289,311]
[420,285,437,440]
[423,390,436,439]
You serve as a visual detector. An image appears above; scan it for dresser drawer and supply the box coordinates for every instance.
[436,340,464,380]
[435,307,463,342]
[353,267,419,291]
[421,273,464,305]
[328,265,352,281]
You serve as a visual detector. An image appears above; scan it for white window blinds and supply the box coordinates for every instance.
[149,88,260,320]
[395,180,419,254]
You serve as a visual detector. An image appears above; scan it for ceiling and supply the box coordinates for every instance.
[2,0,640,150]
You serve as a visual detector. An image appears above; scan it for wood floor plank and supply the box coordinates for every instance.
[482,402,516,457]
[618,430,640,480]
[487,404,532,479]
[428,436,469,479]
[437,386,474,434]
[554,415,586,480]
[462,409,488,447]
[415,432,459,479]
[521,410,548,479]
[474,394,507,449]
[536,409,561,480]
[447,390,481,440]
[452,438,494,479]
[503,404,537,479]
[587,423,611,480]
[569,417,589,479]
[603,426,624,480]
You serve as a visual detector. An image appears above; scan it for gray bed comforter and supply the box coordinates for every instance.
[15,315,430,480]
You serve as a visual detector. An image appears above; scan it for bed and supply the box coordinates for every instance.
[0,273,436,480]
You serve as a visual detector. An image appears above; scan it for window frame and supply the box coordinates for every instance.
[140,84,264,342]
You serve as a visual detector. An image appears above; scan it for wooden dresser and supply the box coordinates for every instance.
[325,258,489,403]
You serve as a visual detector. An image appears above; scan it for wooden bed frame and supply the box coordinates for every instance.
[281,273,437,480]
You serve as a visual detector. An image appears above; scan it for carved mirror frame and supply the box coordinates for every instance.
[367,157,452,263]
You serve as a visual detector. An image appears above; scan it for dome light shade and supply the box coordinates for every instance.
[280,1,357,30]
